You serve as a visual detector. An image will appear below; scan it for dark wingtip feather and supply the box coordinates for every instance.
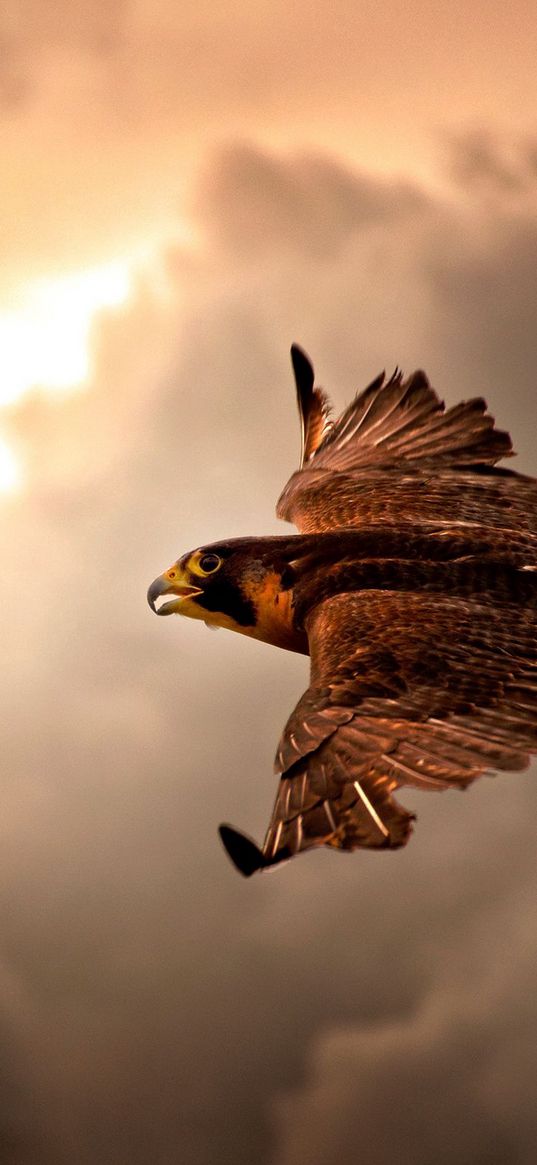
[218,824,266,876]
[290,344,333,466]
[290,344,315,402]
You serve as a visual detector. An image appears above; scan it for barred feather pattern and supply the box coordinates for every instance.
[261,588,537,865]
[302,365,511,470]
[220,349,537,874]
[277,353,533,534]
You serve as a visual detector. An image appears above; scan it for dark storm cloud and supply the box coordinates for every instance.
[193,145,426,261]
[445,129,525,193]
[445,129,537,201]
[2,139,537,1164]
[419,210,537,469]
[273,890,537,1165]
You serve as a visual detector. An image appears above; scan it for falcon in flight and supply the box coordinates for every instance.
[148,346,537,875]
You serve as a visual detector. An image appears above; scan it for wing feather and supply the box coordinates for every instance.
[298,360,511,471]
[221,587,537,873]
[277,348,528,533]
[290,344,333,467]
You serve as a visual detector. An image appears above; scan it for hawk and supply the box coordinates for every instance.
[148,346,537,875]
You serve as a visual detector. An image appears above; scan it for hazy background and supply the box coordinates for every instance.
[2,3,537,1162]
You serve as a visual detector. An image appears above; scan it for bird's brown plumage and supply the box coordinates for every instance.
[148,345,537,876]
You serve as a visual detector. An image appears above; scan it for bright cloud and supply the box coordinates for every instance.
[0,261,134,408]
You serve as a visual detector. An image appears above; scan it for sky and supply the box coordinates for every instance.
[2,2,537,1162]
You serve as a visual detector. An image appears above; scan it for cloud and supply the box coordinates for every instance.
[193,144,426,261]
[1,136,537,1164]
[272,887,537,1165]
[444,129,526,193]
[0,1,127,113]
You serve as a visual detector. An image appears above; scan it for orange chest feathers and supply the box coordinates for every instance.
[241,572,308,654]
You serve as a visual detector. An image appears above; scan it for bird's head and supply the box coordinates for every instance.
[147,536,309,653]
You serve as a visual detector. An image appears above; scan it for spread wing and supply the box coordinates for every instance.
[278,346,537,535]
[219,584,537,875]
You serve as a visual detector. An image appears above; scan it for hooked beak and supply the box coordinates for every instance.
[147,568,202,616]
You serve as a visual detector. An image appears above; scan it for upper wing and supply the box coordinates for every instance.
[277,347,535,535]
[219,584,537,875]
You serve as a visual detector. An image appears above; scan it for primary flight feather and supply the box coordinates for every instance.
[148,346,537,875]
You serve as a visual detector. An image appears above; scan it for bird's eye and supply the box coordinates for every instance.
[198,553,222,575]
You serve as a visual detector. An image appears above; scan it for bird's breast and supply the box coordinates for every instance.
[242,572,308,655]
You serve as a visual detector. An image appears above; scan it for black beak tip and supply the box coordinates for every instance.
[218,824,266,877]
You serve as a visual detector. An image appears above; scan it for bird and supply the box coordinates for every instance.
[147,345,537,876]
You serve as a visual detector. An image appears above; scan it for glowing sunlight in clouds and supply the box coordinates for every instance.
[0,260,136,493]
[0,262,133,407]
